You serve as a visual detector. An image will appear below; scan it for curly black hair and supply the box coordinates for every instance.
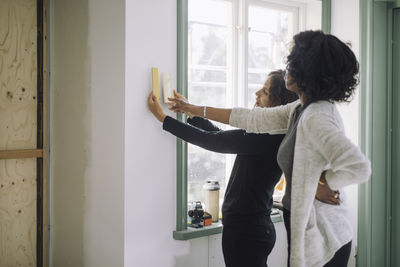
[268,70,298,105]
[286,30,359,102]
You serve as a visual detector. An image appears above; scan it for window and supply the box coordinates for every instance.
[246,3,298,107]
[187,0,233,211]
[175,0,324,238]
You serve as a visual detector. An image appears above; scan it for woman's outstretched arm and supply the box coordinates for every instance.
[147,91,281,155]
[168,96,232,125]
[168,93,299,134]
[162,116,283,155]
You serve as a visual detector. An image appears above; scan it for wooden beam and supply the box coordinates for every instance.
[0,149,43,159]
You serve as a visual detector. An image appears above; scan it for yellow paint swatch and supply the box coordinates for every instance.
[152,67,160,99]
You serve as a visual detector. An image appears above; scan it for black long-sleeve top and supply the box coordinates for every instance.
[162,116,284,225]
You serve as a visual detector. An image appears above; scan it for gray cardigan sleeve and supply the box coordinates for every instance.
[304,113,371,189]
[229,100,300,134]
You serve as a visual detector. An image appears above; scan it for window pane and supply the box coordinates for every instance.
[248,72,267,108]
[249,6,292,34]
[247,5,296,108]
[248,31,289,69]
[190,69,227,83]
[187,146,227,203]
[248,72,268,85]
[248,6,293,69]
[189,0,231,26]
[247,85,261,108]
[187,0,232,213]
[189,23,228,66]
[189,85,227,107]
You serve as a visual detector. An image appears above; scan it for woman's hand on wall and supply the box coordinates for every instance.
[315,171,340,205]
[147,92,166,122]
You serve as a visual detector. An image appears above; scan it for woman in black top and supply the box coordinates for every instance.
[148,70,297,267]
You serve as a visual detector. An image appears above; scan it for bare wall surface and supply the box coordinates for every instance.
[124,0,192,266]
[50,0,88,265]
[50,0,125,266]
[85,0,125,265]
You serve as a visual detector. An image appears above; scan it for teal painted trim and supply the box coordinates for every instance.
[391,8,400,266]
[370,4,390,267]
[176,0,188,232]
[376,0,400,7]
[173,223,223,240]
[358,1,373,265]
[358,1,394,266]
[173,213,283,240]
[386,7,393,267]
[321,0,331,34]
[374,0,398,2]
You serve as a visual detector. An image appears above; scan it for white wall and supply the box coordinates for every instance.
[49,0,125,266]
[124,0,192,265]
[331,0,360,266]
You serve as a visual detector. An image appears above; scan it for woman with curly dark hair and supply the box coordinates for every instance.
[168,30,371,267]
[285,30,359,103]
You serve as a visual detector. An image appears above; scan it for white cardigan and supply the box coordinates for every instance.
[229,100,371,267]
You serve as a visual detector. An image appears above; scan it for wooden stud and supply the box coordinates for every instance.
[0,149,43,159]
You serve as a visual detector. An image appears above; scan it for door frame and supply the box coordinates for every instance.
[358,1,400,266]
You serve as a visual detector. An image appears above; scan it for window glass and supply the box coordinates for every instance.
[187,0,233,208]
[247,5,295,108]
[189,24,228,67]
[189,0,231,26]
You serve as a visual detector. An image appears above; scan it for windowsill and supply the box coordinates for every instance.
[173,209,283,240]
[173,221,224,240]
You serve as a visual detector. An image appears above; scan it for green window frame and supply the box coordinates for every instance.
[173,0,332,240]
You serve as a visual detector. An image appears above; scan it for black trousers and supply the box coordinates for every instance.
[283,208,352,267]
[222,215,276,267]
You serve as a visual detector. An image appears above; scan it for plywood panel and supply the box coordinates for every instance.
[0,0,38,150]
[0,158,36,267]
[0,0,38,266]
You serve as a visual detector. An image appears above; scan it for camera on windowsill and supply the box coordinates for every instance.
[188,201,204,228]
